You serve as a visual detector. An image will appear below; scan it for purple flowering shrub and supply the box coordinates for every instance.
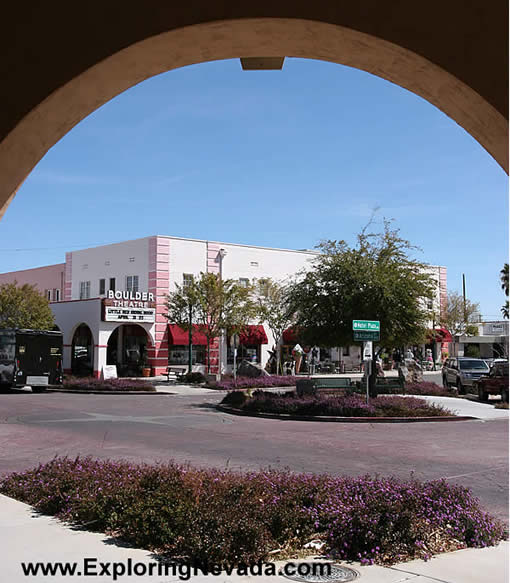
[1,458,505,565]
[224,391,453,417]
[63,376,155,392]
[215,376,298,390]
[402,382,455,397]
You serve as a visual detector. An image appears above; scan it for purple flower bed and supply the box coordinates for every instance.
[225,391,453,417]
[0,457,505,565]
[63,377,155,392]
[215,375,298,391]
[402,382,455,397]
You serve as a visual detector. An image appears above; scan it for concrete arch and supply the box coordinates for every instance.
[0,4,507,220]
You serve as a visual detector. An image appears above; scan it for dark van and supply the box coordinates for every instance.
[0,329,63,392]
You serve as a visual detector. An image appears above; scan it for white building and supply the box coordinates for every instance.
[0,235,447,377]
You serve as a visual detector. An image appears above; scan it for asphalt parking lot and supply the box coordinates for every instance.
[0,388,507,522]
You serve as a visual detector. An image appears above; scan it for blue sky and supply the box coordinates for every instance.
[0,58,507,316]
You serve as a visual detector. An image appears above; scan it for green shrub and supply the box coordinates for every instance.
[183,372,206,384]
[221,390,249,408]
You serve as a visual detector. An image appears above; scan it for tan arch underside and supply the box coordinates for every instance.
[0,18,507,219]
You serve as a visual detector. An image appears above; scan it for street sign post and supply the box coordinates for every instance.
[231,334,240,386]
[353,321,381,405]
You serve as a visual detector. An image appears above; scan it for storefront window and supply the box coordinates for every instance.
[169,345,206,365]
[227,344,260,364]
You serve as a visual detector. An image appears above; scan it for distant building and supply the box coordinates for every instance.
[450,319,509,359]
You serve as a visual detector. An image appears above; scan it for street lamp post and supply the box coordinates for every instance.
[432,313,437,371]
[217,248,227,377]
[188,301,193,375]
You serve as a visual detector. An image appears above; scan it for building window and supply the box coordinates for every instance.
[53,289,60,302]
[45,289,52,301]
[183,274,194,288]
[129,257,135,262]
[239,278,249,288]
[105,260,110,266]
[82,264,88,270]
[79,281,91,300]
[342,346,349,356]
[250,261,259,267]
[109,278,116,292]
[126,275,139,293]
[169,345,206,365]
[99,279,105,295]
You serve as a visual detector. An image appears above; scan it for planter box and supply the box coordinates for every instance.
[296,379,315,396]
[206,373,222,385]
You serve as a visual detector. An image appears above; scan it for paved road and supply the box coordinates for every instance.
[0,389,507,522]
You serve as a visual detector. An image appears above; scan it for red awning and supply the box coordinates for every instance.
[168,324,208,345]
[282,327,300,344]
[427,327,453,343]
[239,325,268,345]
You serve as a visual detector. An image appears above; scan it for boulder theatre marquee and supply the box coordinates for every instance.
[0,235,447,377]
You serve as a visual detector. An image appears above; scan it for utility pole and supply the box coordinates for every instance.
[462,274,467,326]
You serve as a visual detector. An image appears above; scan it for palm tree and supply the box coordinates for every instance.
[500,264,509,319]
[500,263,509,296]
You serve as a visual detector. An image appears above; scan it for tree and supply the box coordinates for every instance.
[440,291,480,337]
[0,282,55,329]
[287,220,435,395]
[500,263,508,319]
[287,220,435,349]
[255,278,294,374]
[165,273,256,373]
[500,263,509,295]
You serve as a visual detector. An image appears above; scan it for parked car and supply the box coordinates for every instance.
[474,362,509,402]
[483,357,508,369]
[442,357,490,394]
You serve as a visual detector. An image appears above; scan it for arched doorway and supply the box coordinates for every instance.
[71,323,94,377]
[107,324,151,377]
[0,6,507,220]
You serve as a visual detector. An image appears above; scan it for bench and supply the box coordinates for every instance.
[164,366,187,382]
[296,377,353,396]
[353,378,404,394]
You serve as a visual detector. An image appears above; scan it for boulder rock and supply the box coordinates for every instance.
[237,360,270,378]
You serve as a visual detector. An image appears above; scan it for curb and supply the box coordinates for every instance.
[46,389,175,395]
[217,404,477,423]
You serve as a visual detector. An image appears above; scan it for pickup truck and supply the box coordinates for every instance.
[474,361,508,403]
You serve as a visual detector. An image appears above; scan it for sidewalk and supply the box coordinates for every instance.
[1,493,508,582]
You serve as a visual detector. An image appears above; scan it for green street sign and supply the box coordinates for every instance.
[353,330,380,341]
[352,320,380,331]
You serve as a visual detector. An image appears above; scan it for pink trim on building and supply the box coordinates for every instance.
[148,237,170,374]
[206,242,221,275]
[64,252,73,300]
[205,242,222,372]
[439,267,447,319]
